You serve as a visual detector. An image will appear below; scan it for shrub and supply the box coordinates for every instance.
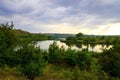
[64,48,92,70]
[48,42,65,63]
[17,44,46,80]
[99,45,120,78]
[0,22,18,67]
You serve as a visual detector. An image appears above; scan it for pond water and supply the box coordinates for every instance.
[36,40,112,52]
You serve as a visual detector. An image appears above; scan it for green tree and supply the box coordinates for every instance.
[0,22,18,66]
[76,33,83,40]
[17,44,46,80]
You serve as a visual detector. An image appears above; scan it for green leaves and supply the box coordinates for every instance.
[0,22,18,67]
[17,44,46,80]
[65,49,92,70]
[48,41,65,63]
[0,22,47,80]
[99,45,120,78]
[48,42,92,70]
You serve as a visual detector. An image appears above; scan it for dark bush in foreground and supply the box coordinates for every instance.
[0,23,18,67]
[64,48,92,70]
[99,45,120,78]
[16,44,46,80]
[48,42,92,70]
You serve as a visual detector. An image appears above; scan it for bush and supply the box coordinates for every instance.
[65,48,92,70]
[99,45,120,78]
[48,42,65,63]
[16,44,46,80]
[0,23,18,67]
[48,42,92,70]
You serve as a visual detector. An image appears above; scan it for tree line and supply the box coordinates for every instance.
[65,32,120,44]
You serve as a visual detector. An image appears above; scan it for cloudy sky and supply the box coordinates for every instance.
[0,0,120,35]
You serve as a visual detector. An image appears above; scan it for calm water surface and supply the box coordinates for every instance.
[36,40,112,52]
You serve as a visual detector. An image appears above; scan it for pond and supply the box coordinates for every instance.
[36,40,112,52]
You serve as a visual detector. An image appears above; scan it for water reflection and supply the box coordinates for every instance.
[36,40,112,52]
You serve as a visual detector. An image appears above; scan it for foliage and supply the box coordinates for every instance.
[99,45,120,78]
[64,48,92,70]
[76,32,83,40]
[0,23,18,67]
[0,22,47,80]
[48,42,65,63]
[0,23,18,49]
[16,44,46,80]
[65,32,120,45]
[1,23,120,80]
[48,42,92,70]
[66,36,77,41]
[14,29,54,43]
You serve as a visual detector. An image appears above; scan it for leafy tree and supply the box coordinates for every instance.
[0,22,18,66]
[76,32,83,39]
[0,22,18,48]
[17,44,46,80]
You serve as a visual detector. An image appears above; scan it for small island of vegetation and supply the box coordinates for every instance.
[62,32,120,45]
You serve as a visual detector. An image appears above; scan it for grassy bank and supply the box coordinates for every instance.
[0,64,119,80]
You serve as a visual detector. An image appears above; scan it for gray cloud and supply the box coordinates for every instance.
[0,0,120,35]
